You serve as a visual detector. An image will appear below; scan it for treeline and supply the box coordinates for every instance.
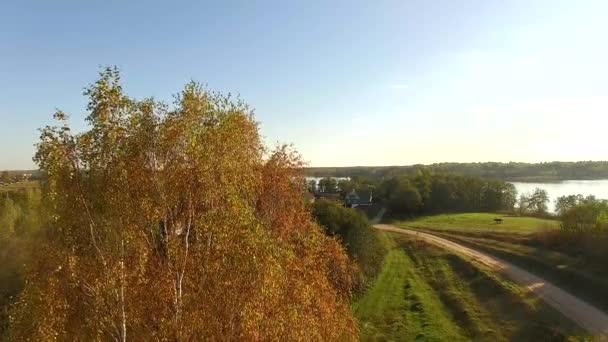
[308,177,373,197]
[377,172,517,217]
[305,161,608,182]
[0,170,43,183]
[0,188,44,337]
[556,195,608,232]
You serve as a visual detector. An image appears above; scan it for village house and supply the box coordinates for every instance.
[344,189,372,208]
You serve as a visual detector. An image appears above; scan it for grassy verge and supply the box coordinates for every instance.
[353,232,586,341]
[395,213,558,234]
[353,235,467,341]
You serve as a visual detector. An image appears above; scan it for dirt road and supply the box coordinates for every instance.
[374,223,608,338]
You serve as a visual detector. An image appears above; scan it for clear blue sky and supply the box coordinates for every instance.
[1,0,607,169]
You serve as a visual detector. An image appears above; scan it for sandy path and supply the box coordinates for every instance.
[374,223,608,338]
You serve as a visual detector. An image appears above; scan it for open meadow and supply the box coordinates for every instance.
[395,213,558,234]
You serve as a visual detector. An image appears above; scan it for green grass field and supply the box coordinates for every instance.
[353,239,467,341]
[353,232,584,341]
[433,230,608,313]
[392,212,608,315]
[395,213,558,234]
[0,181,39,193]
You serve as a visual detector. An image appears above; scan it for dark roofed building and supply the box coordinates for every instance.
[344,189,372,208]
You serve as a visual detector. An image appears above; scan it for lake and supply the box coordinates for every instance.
[511,180,608,213]
[305,177,350,183]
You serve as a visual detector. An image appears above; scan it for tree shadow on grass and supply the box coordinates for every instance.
[445,254,581,341]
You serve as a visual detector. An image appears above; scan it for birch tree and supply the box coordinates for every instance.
[10,68,357,341]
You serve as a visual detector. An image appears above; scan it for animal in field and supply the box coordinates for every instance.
[494,218,503,224]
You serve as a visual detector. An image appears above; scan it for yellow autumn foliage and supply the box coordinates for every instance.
[10,68,358,341]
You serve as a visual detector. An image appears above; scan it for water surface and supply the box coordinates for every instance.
[511,180,608,213]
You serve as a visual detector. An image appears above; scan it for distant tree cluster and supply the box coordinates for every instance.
[317,177,338,193]
[377,172,517,217]
[1,171,13,184]
[557,195,608,232]
[10,69,358,340]
[305,161,608,183]
[309,177,374,200]
[0,171,40,184]
[518,188,550,215]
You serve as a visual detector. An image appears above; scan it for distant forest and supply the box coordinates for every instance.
[6,162,608,183]
[0,170,43,179]
[305,161,608,182]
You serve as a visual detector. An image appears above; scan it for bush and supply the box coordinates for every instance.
[313,200,389,291]
[536,197,608,274]
[0,188,44,338]
[559,197,608,233]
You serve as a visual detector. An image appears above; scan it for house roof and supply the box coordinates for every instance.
[346,190,372,205]
[346,190,359,200]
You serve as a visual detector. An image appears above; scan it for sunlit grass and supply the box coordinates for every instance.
[353,234,467,341]
[353,232,585,341]
[395,213,558,234]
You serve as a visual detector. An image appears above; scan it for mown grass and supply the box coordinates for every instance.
[395,213,558,234]
[353,232,584,341]
[353,235,468,341]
